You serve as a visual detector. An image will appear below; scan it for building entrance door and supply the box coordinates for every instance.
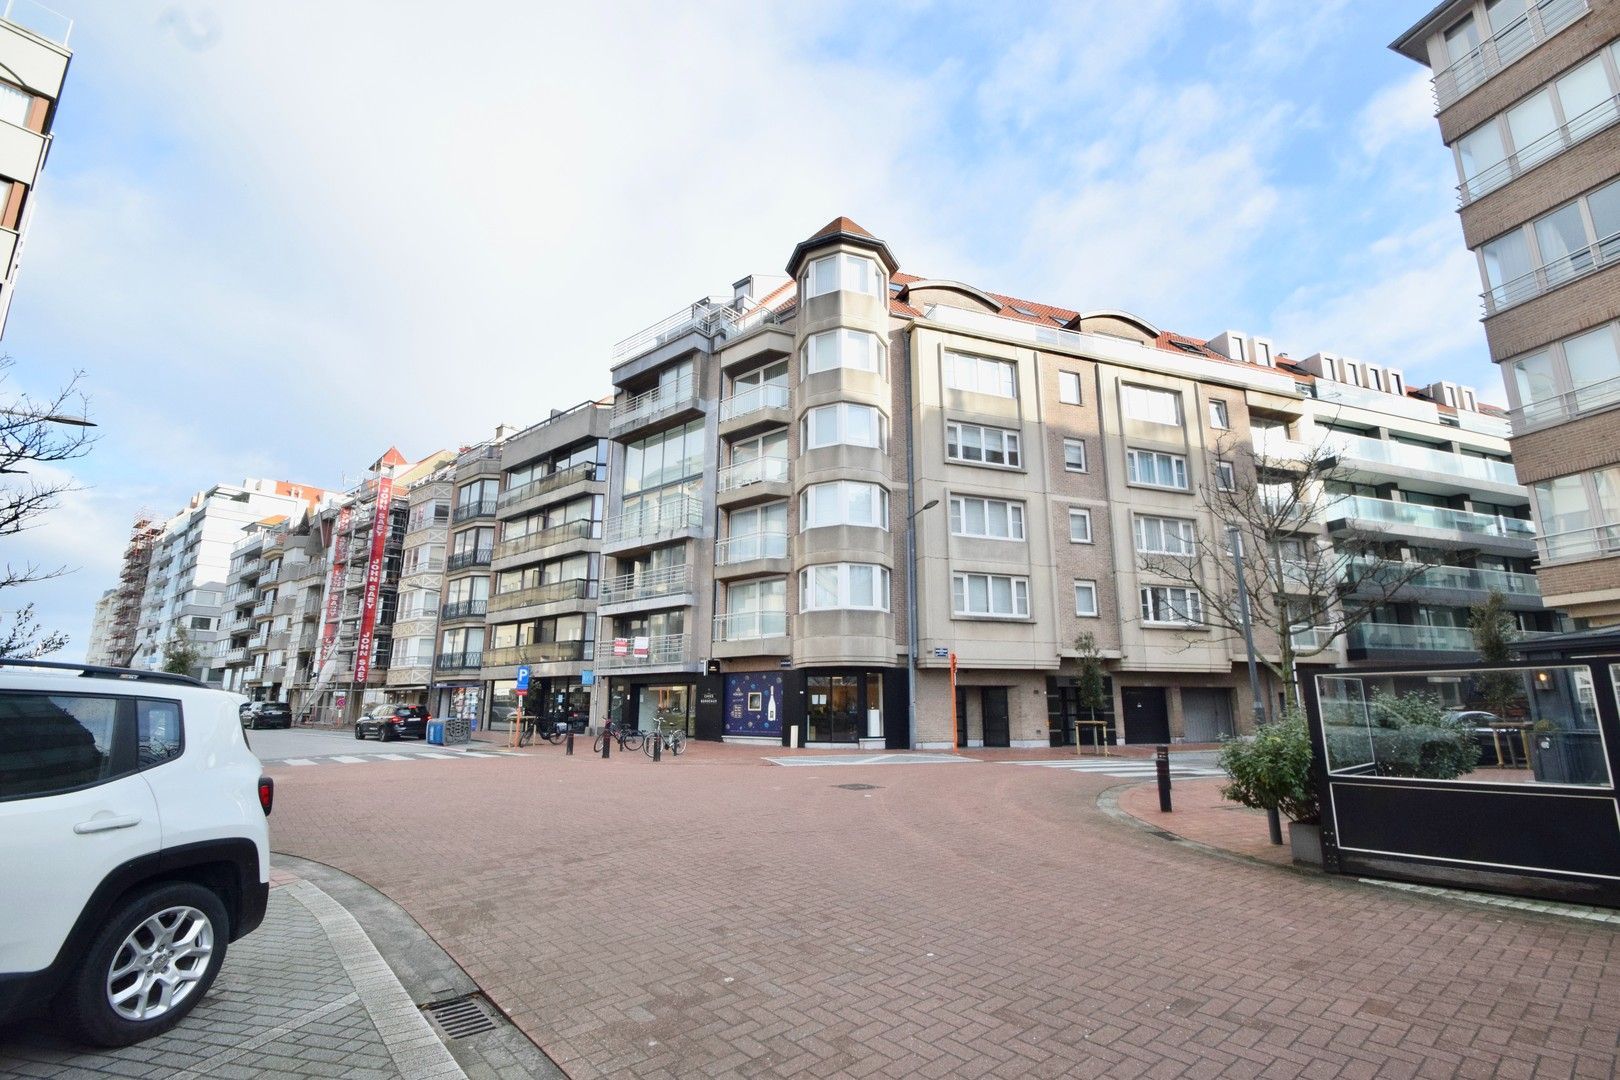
[981,687,1010,748]
[1121,687,1170,744]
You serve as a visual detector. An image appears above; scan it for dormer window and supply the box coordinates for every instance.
[804,253,883,299]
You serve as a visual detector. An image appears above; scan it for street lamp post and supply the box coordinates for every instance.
[905,498,940,751]
[1228,524,1281,845]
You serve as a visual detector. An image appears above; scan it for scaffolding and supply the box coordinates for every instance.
[106,515,160,667]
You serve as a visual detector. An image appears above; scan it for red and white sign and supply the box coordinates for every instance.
[633,636,649,659]
[613,637,629,657]
[316,505,353,674]
[352,477,395,684]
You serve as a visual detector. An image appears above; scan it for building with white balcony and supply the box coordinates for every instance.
[0,1,70,338]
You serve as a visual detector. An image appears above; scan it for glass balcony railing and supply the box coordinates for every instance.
[1509,373,1620,433]
[487,577,595,613]
[611,375,700,430]
[1431,0,1588,110]
[719,383,789,422]
[482,640,590,667]
[599,563,692,605]
[497,462,600,511]
[493,519,598,561]
[716,532,788,565]
[1539,522,1620,564]
[1348,622,1556,652]
[604,494,704,545]
[1326,434,1518,485]
[1484,229,1620,315]
[1344,559,1541,597]
[1329,495,1536,540]
[717,457,789,493]
[714,611,788,642]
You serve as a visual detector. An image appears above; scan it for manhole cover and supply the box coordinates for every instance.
[422,994,497,1040]
[835,783,879,791]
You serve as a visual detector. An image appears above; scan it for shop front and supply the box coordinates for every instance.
[608,676,698,736]
[434,681,484,732]
[796,667,908,748]
[722,671,785,742]
[490,676,592,732]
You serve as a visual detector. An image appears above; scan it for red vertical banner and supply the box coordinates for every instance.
[317,505,352,674]
[352,477,395,683]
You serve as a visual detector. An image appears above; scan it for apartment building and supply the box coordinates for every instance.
[218,510,330,699]
[83,588,115,665]
[0,2,70,338]
[1394,0,1620,622]
[128,480,325,684]
[429,437,504,723]
[386,469,451,705]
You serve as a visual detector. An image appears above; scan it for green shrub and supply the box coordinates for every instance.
[1219,709,1319,824]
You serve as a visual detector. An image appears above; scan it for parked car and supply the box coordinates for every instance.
[239,701,293,730]
[1445,708,1520,765]
[0,659,272,1046]
[355,704,429,741]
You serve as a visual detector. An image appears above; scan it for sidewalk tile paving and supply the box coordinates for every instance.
[259,742,1620,1079]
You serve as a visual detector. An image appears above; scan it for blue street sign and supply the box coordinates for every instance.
[933,647,949,658]
[515,665,531,692]
[580,670,594,686]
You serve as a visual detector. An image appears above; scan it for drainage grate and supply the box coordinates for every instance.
[835,783,879,791]
[422,994,497,1040]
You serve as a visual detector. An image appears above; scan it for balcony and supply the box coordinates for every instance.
[1,0,74,45]
[1344,558,1542,599]
[599,563,693,607]
[609,374,702,437]
[493,519,598,565]
[1460,92,1620,206]
[440,599,489,621]
[252,601,275,620]
[1328,495,1535,545]
[257,563,280,585]
[401,557,446,579]
[219,647,247,665]
[1509,372,1620,434]
[715,532,788,565]
[717,456,789,494]
[482,640,590,668]
[435,651,484,672]
[611,296,747,365]
[455,445,502,479]
[1431,0,1587,110]
[718,384,790,432]
[1346,622,1556,654]
[498,462,601,517]
[599,632,687,668]
[1484,229,1620,315]
[1538,522,1620,565]
[453,498,497,523]
[713,610,787,641]
[1324,433,1519,488]
[604,494,705,551]
[447,547,494,572]
[487,577,595,613]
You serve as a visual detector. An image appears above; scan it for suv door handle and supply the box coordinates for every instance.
[74,815,142,834]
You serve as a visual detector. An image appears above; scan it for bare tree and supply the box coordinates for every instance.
[0,358,94,656]
[1136,433,1442,708]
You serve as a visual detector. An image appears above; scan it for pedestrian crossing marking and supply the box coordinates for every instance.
[283,758,317,767]
[376,753,411,761]
[262,749,510,767]
[1005,759,1224,780]
[330,755,369,764]
[765,753,976,767]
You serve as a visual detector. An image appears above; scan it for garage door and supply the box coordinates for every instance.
[1181,688,1235,743]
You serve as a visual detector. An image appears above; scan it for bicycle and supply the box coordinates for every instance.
[643,717,687,758]
[541,719,573,745]
[593,718,644,754]
[517,716,538,747]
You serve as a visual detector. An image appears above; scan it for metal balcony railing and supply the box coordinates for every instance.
[1484,229,1620,315]
[1460,92,1620,205]
[453,498,498,523]
[599,632,687,667]
[713,610,788,641]
[1509,372,1620,433]
[1431,0,1587,110]
[447,547,494,571]
[604,495,705,545]
[1329,495,1536,540]
[611,374,699,431]
[719,383,789,422]
[1539,522,1620,564]
[599,563,692,605]
[488,577,595,613]
[715,532,788,565]
[498,462,599,511]
[717,457,789,493]
[440,599,489,620]
[610,296,749,365]
[494,519,597,561]
[252,601,274,618]
[435,650,484,671]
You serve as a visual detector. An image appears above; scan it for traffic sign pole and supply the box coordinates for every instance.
[513,665,532,749]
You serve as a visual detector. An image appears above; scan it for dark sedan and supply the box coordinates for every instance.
[241,701,293,729]
[355,705,429,741]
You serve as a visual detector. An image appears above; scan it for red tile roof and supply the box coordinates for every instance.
[809,216,875,241]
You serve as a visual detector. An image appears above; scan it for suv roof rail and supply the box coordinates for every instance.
[0,657,208,688]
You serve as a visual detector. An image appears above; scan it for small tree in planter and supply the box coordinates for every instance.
[1219,709,1322,862]
[1073,632,1109,753]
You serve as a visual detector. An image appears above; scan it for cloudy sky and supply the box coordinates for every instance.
[4,0,1487,658]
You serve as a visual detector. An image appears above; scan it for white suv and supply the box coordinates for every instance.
[0,660,272,1046]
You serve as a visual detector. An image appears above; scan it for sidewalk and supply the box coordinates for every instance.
[1116,774,1295,866]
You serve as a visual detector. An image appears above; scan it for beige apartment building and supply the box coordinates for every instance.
[1395,0,1620,622]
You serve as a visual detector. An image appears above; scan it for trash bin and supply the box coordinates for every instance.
[427,720,445,746]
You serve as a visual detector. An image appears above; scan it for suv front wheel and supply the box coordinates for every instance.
[64,882,230,1046]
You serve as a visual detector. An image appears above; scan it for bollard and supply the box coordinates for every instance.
[602,731,610,759]
[1155,744,1172,813]
[653,734,662,762]
[1266,807,1282,845]
[566,729,574,756]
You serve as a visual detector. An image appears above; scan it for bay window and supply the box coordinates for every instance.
[804,253,883,298]
[799,563,891,611]
[803,328,885,376]
[802,402,887,450]
[800,481,888,530]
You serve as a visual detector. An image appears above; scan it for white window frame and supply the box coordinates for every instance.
[799,481,889,531]
[946,421,1022,469]
[1063,438,1087,473]
[1068,508,1092,544]
[1122,384,1183,426]
[1058,371,1082,405]
[1134,515,1196,556]
[944,352,1018,398]
[1208,399,1230,429]
[1139,586,1203,626]
[802,328,886,377]
[1074,580,1099,617]
[948,495,1026,541]
[804,253,883,298]
[802,402,887,450]
[950,572,1031,618]
[1215,461,1236,491]
[1126,449,1189,490]
[798,563,891,611]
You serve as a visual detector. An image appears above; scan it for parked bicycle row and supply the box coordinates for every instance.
[516,716,686,758]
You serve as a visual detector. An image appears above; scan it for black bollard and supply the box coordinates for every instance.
[566,730,574,756]
[602,730,610,759]
[653,734,662,762]
[1156,745,1172,813]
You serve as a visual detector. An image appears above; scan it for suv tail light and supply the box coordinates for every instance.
[258,776,274,816]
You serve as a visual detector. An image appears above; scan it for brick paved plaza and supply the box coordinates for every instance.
[265,743,1620,1079]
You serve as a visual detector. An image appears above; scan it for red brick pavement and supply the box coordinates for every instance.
[1118,777,1295,868]
[267,742,1620,1079]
